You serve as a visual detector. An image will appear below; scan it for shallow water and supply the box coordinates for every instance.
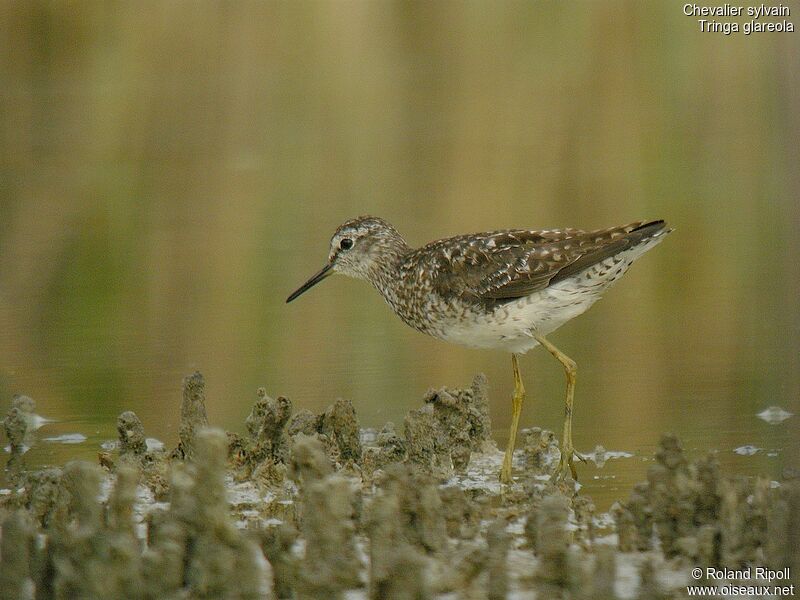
[2,265,797,511]
[1,221,798,509]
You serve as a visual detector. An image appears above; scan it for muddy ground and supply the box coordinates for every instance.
[1,372,798,599]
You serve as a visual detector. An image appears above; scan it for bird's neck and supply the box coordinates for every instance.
[365,234,410,300]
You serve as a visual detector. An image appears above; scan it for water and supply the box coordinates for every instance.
[1,2,798,509]
[2,255,796,509]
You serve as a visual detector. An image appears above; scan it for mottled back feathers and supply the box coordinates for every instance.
[407,220,668,303]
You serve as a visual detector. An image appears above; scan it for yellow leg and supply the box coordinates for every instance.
[533,333,586,481]
[500,353,525,484]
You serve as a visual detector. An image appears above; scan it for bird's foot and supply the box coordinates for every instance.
[550,446,586,482]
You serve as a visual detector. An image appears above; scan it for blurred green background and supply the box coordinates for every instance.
[1,1,798,507]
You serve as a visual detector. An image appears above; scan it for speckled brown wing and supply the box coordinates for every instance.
[413,227,584,300]
[420,221,665,302]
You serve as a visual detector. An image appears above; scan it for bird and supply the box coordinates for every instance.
[286,216,671,483]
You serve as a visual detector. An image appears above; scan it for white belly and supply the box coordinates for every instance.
[437,286,600,353]
[435,242,658,353]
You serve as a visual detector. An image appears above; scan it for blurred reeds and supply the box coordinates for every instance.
[0,2,797,490]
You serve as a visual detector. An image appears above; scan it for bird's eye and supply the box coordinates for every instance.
[340,238,354,250]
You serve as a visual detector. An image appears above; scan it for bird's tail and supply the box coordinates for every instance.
[630,219,672,241]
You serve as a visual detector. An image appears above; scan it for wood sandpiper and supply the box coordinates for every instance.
[287,216,671,483]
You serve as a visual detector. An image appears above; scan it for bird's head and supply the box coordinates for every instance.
[286,216,406,303]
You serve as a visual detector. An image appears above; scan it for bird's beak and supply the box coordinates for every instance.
[286,263,334,303]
